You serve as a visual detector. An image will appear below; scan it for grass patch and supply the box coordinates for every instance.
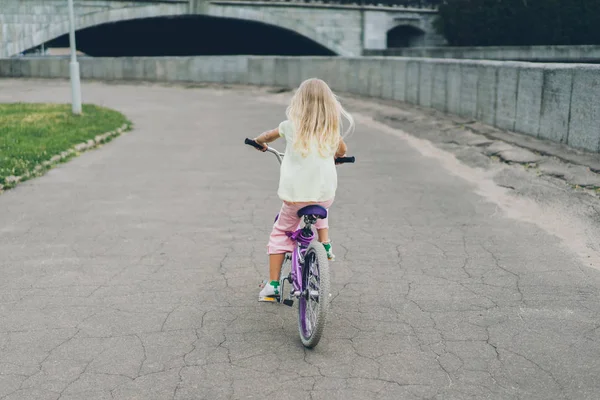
[0,103,129,188]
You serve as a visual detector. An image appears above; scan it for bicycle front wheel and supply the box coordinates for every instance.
[298,240,330,348]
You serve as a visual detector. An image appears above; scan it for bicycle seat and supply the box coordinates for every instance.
[297,205,328,219]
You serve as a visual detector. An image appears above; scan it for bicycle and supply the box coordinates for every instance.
[244,138,355,348]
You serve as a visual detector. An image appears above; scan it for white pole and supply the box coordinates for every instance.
[68,0,82,115]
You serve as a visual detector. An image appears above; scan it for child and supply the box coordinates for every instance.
[252,78,354,301]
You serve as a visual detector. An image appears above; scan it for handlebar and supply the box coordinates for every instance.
[245,138,355,165]
[335,156,355,164]
[244,138,264,150]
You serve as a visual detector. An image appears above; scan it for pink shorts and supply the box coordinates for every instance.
[267,199,334,254]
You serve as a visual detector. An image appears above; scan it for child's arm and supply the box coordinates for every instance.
[335,138,347,158]
[254,128,280,151]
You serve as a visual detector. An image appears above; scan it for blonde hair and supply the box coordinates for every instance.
[286,78,354,157]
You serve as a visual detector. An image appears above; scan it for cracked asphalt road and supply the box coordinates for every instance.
[1,80,600,400]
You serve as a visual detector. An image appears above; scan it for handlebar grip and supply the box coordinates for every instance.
[245,138,264,150]
[335,156,356,164]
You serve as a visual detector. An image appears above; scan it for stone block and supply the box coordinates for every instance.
[459,64,478,118]
[122,57,137,80]
[222,57,236,83]
[79,58,94,79]
[418,62,434,107]
[188,57,205,82]
[446,63,461,114]
[368,59,384,98]
[248,57,263,86]
[380,59,394,100]
[19,59,31,77]
[230,57,249,84]
[430,62,448,112]
[35,59,50,79]
[391,59,409,102]
[170,57,186,82]
[405,61,420,105]
[567,67,600,152]
[323,58,342,92]
[515,66,544,137]
[336,58,351,93]
[363,11,388,50]
[221,57,238,84]
[10,58,22,77]
[28,58,42,77]
[179,57,195,82]
[476,64,498,126]
[95,58,109,80]
[310,58,332,85]
[133,57,146,81]
[274,58,289,87]
[48,58,67,78]
[319,59,339,90]
[298,58,314,82]
[205,57,224,83]
[356,58,371,96]
[0,59,12,77]
[112,58,125,80]
[494,65,519,131]
[497,148,542,164]
[538,67,573,144]
[90,58,105,80]
[143,58,158,81]
[305,58,322,82]
[344,58,361,94]
[287,58,301,89]
[207,57,223,83]
[260,57,276,86]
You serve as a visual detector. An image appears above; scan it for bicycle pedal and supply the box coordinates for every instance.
[259,295,279,303]
[283,299,294,307]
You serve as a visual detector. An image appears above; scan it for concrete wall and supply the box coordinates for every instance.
[1,56,599,153]
[364,45,600,63]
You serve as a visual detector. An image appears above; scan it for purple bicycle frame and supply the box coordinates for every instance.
[286,227,315,294]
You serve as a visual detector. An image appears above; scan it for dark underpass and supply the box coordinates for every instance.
[43,16,336,57]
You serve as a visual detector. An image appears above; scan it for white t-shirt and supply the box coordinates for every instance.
[277,120,337,202]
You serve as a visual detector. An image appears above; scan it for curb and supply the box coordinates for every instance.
[0,123,132,194]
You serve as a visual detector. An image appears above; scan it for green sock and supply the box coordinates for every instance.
[270,280,280,287]
[323,243,331,251]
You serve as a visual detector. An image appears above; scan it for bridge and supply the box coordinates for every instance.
[0,0,444,58]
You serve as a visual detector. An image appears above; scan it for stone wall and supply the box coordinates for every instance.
[364,45,600,63]
[1,56,599,153]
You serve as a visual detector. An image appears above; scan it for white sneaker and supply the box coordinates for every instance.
[258,280,280,302]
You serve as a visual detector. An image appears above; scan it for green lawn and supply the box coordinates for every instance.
[0,103,129,188]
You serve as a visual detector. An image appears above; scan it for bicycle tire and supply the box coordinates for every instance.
[297,240,330,348]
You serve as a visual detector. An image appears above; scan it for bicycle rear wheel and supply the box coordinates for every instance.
[297,240,330,348]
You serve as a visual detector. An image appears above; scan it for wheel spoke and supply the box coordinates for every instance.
[299,244,329,346]
[305,254,321,336]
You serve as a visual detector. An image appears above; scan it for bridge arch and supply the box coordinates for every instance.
[45,15,336,57]
[387,24,426,48]
[10,3,348,57]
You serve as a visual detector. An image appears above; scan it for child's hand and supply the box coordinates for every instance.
[254,138,268,152]
[335,153,347,165]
